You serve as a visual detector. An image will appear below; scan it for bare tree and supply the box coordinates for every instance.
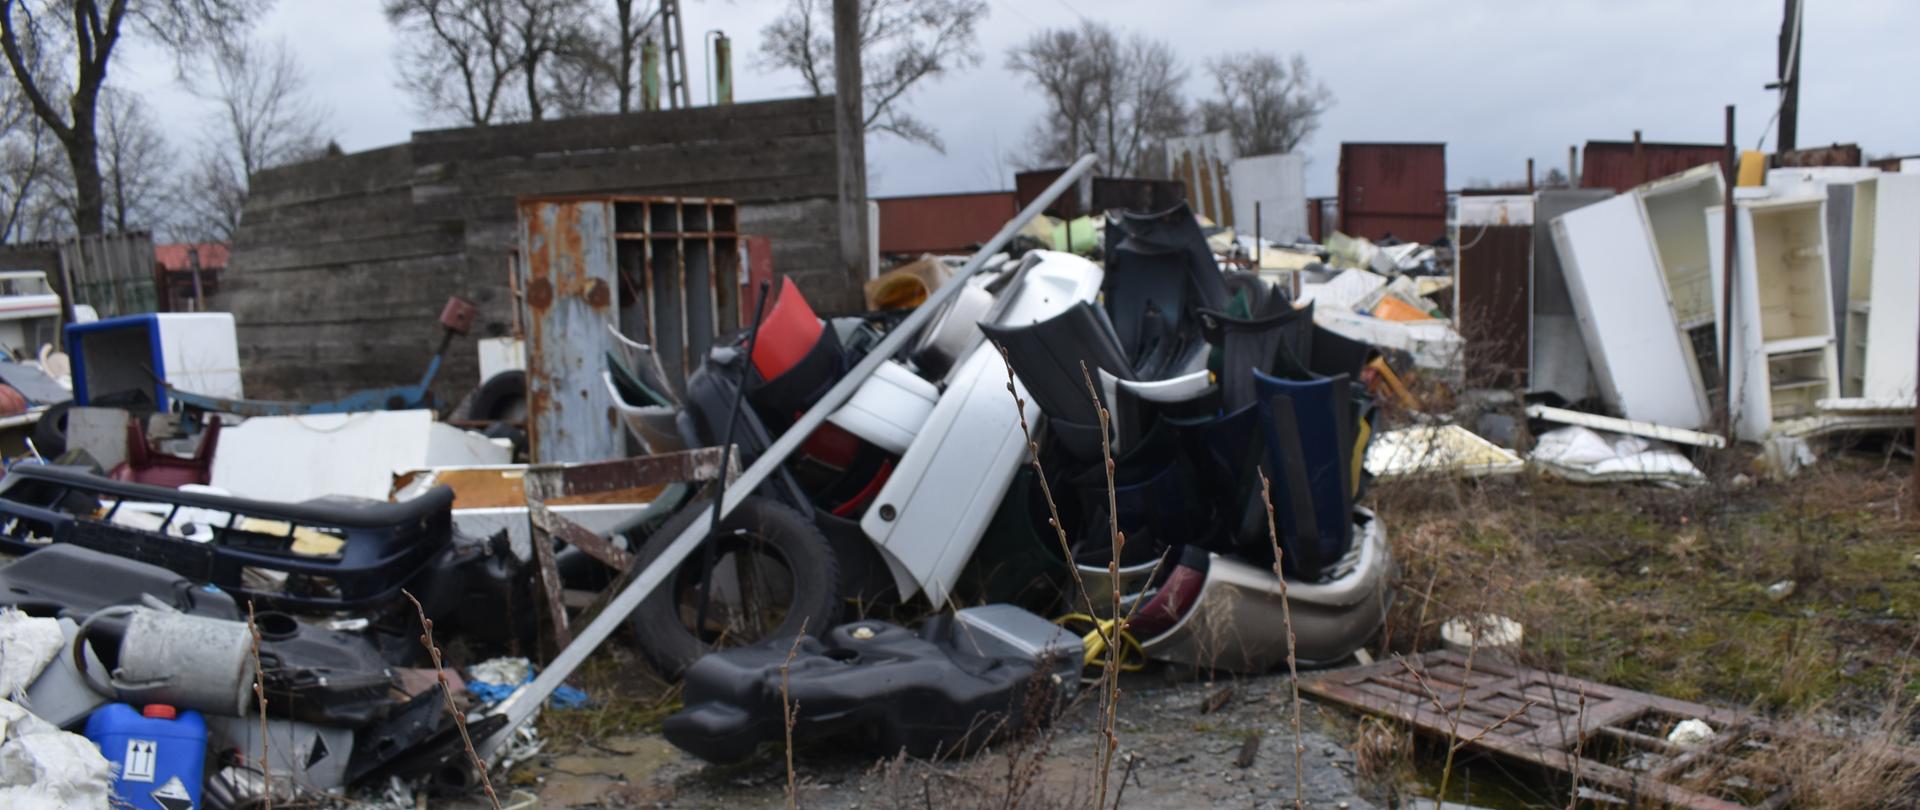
[385,0,518,125]
[1008,21,1188,176]
[0,0,263,236]
[760,0,987,152]
[1198,51,1331,157]
[504,0,593,122]
[0,76,53,242]
[175,38,330,242]
[96,88,168,232]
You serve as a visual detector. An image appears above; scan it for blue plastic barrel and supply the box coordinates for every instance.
[85,703,206,810]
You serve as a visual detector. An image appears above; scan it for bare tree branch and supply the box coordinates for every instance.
[0,0,263,235]
[759,0,987,153]
[174,36,332,242]
[1007,21,1187,176]
[1199,51,1333,157]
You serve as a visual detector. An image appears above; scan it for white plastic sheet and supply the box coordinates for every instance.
[0,610,62,701]
[1529,426,1703,485]
[0,699,113,809]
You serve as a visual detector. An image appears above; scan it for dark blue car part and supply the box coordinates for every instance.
[1102,202,1229,379]
[0,464,454,612]
[1252,371,1357,580]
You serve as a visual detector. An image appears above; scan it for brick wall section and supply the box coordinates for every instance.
[223,97,847,402]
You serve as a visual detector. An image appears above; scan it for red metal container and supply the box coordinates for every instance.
[875,192,1018,256]
[1337,143,1446,243]
[1580,140,1723,193]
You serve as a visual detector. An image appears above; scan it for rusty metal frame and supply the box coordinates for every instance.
[519,447,739,653]
[1304,650,1821,809]
[478,153,1101,756]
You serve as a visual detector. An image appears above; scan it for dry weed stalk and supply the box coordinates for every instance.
[779,619,809,810]
[245,601,272,810]
[1080,362,1126,809]
[1396,652,1534,804]
[402,590,501,810]
[1256,470,1306,810]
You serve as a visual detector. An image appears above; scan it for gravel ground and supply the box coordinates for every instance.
[484,669,1385,810]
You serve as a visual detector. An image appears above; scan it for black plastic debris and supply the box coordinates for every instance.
[664,605,1081,764]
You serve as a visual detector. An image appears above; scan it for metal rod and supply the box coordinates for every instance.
[1720,105,1737,445]
[693,279,770,637]
[482,152,1102,752]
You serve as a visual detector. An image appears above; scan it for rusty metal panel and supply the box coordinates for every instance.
[875,191,1018,255]
[1581,140,1723,193]
[1338,143,1446,243]
[520,198,622,464]
[1304,650,1805,810]
[1165,131,1236,226]
[1014,167,1085,220]
[1456,225,1534,388]
[1773,143,1861,168]
[600,197,743,393]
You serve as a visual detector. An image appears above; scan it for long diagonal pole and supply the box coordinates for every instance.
[484,153,1101,753]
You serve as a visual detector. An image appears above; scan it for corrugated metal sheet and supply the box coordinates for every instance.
[1166,131,1236,226]
[875,191,1017,255]
[1455,224,1532,388]
[1580,140,1723,193]
[1338,143,1446,243]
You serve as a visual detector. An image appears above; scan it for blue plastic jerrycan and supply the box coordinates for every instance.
[85,703,207,810]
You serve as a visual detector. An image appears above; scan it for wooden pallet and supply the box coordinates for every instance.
[1303,650,1790,809]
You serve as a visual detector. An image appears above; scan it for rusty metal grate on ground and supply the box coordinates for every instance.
[1304,650,1793,809]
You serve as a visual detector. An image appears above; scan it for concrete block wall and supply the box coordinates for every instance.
[224,97,848,403]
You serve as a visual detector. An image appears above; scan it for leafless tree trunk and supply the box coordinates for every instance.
[96,88,168,233]
[1008,21,1188,176]
[0,0,262,236]
[1199,52,1333,158]
[760,0,987,152]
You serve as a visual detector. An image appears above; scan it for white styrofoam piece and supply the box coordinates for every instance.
[212,410,510,503]
[1365,425,1524,479]
[1863,174,1920,402]
[1228,153,1308,243]
[827,360,940,455]
[1551,194,1712,429]
[860,253,1101,605]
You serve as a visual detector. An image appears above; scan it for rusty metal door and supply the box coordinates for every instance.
[520,199,622,463]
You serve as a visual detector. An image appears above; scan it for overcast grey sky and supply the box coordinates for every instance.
[114,0,1920,199]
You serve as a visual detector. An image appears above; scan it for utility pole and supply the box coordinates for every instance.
[1773,0,1803,151]
[1720,105,1737,446]
[833,0,869,287]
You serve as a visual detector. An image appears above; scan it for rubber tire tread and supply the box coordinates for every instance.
[627,495,839,678]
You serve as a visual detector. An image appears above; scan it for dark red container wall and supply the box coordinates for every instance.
[1456,225,1533,388]
[1580,141,1723,193]
[1338,143,1447,243]
[876,192,1018,256]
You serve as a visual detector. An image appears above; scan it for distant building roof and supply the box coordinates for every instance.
[154,242,229,272]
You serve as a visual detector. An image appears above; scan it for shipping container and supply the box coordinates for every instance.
[1337,143,1446,243]
[1455,224,1532,388]
[875,191,1018,256]
[1580,140,1723,193]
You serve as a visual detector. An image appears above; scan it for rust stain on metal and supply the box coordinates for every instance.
[525,277,554,310]
[530,503,633,571]
[1300,650,1877,810]
[586,278,611,309]
[521,446,739,503]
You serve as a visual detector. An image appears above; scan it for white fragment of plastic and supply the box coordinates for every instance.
[1440,614,1524,655]
[1767,580,1797,601]
[1667,718,1716,748]
[1529,426,1705,485]
[470,656,535,688]
[0,610,63,701]
[0,699,114,808]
